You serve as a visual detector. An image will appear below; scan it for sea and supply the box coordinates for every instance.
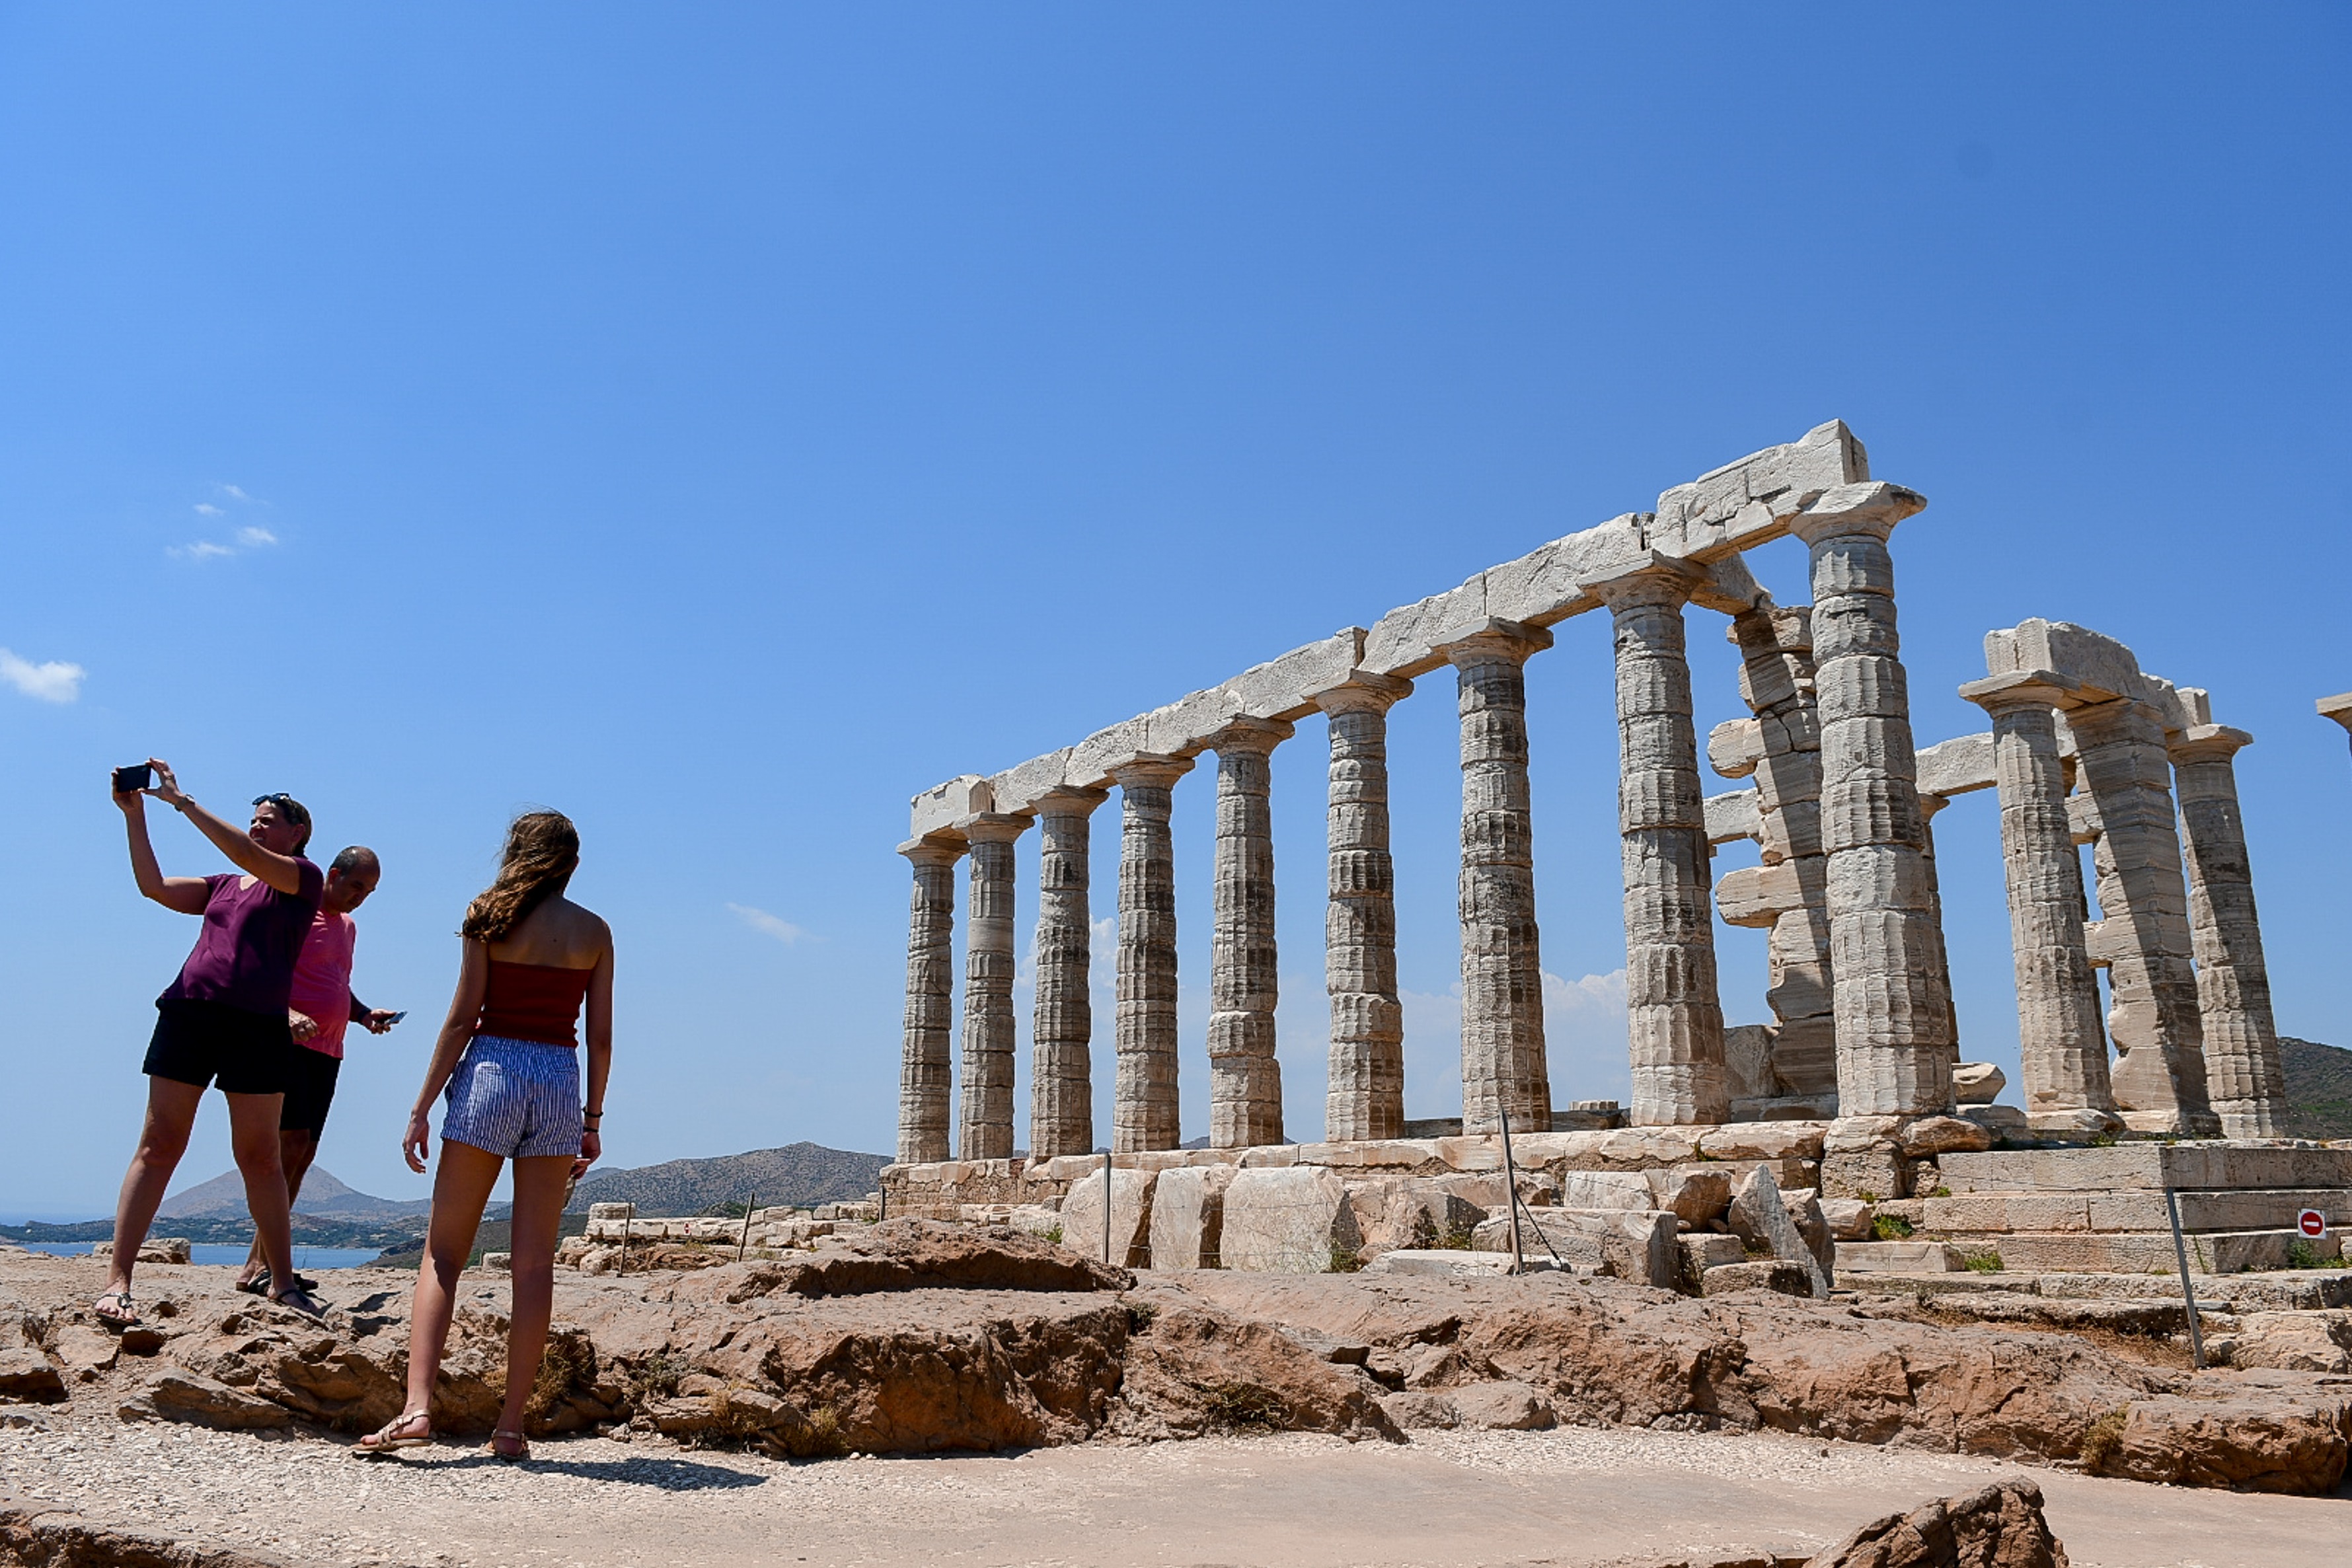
[18,1242,384,1269]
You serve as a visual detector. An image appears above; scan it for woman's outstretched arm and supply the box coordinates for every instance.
[577,937,613,1176]
[144,759,311,896]
[404,939,490,1174]
[114,777,209,914]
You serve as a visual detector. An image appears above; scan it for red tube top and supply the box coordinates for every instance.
[476,959,594,1048]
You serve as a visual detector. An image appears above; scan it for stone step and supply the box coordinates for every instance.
[1930,1228,2345,1277]
[1936,1142,2352,1195]
[1833,1240,1966,1273]
[2035,1270,2352,1311]
[1841,1271,2041,1300]
[1361,1248,1570,1279]
[1919,1188,2352,1236]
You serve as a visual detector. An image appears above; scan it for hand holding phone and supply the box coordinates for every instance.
[112,764,154,795]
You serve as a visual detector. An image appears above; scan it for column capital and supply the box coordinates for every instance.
[1959,669,2090,716]
[897,833,967,865]
[1032,785,1111,815]
[1205,716,1294,756]
[1575,550,1708,610]
[1108,753,1194,790]
[953,811,1032,845]
[1784,481,1928,547]
[2167,724,2253,765]
[2318,692,2352,734]
[1433,617,1554,668]
[1305,669,1412,716]
[2063,692,2163,741]
[1918,792,1950,824]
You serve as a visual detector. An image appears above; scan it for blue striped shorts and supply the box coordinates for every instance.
[441,1036,582,1160]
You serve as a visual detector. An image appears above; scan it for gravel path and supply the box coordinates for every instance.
[3,1405,2343,1567]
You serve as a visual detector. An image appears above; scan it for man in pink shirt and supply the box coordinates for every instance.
[234,846,401,1294]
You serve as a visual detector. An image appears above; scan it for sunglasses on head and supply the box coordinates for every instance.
[252,793,311,826]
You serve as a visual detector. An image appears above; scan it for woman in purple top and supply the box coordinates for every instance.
[102,759,328,1326]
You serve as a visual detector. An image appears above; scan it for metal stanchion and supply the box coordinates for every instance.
[737,1192,758,1263]
[2164,1187,2207,1369]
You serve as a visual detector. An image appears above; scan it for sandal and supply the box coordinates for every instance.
[354,1410,434,1457]
[94,1290,138,1331]
[237,1269,319,1296]
[488,1428,530,1462]
[268,1284,328,1322]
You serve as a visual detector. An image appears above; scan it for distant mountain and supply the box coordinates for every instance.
[2283,1037,2352,1140]
[158,1166,430,1221]
[566,1142,888,1216]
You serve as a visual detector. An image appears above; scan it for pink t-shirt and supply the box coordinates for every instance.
[287,910,358,1059]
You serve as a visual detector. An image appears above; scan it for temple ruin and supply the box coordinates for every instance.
[884,421,2332,1283]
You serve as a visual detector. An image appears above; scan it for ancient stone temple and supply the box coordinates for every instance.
[889,422,2299,1246]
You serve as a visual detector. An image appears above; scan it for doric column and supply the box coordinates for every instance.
[1960,675,2118,1129]
[1310,673,1412,1142]
[956,813,1027,1161]
[2168,725,2286,1139]
[1437,619,1553,1136]
[1030,787,1109,1159]
[1110,756,1192,1152]
[1586,561,1726,1127]
[1788,486,1954,1116]
[1915,794,1959,1061]
[896,836,964,1165]
[2067,697,2217,1136]
[1206,719,1293,1148]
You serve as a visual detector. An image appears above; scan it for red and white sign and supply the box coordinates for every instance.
[2298,1209,2328,1239]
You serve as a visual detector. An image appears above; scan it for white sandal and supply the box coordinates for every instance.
[354,1410,434,1457]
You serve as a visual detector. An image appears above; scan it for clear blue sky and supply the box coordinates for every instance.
[3,7,2347,1219]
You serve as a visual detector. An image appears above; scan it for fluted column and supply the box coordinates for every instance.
[956,813,1027,1160]
[2169,725,2285,1139]
[1110,756,1192,1152]
[1961,676,2117,1129]
[1439,620,1553,1136]
[1311,673,1412,1142]
[1587,563,1726,1127]
[896,837,964,1165]
[1789,486,1954,1116]
[2068,697,2217,1135]
[1207,720,1292,1148]
[1916,794,1959,1060]
[1030,787,1109,1159]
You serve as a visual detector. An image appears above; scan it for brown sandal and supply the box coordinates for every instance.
[488,1428,530,1462]
[354,1411,434,1457]
[94,1290,139,1331]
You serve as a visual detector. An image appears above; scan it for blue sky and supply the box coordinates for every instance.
[3,7,2347,1218]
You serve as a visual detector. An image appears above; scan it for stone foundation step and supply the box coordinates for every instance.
[1842,1267,2352,1312]
[1936,1142,2352,1195]
[1914,1228,2346,1277]
[1835,1241,1969,1273]
[1919,1188,2352,1236]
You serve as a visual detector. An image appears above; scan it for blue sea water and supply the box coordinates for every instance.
[18,1241,384,1269]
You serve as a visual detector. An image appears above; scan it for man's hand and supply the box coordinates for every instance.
[289,1010,319,1044]
[361,1009,400,1035]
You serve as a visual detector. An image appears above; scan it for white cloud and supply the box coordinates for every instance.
[235,526,278,548]
[0,648,86,703]
[727,903,806,945]
[222,484,253,502]
[167,541,235,562]
[194,502,223,517]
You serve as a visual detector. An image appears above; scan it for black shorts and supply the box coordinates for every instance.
[280,1045,342,1136]
[143,999,294,1097]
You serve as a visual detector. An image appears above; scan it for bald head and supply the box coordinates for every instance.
[324,846,381,914]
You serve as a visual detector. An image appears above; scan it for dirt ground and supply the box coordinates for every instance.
[3,1405,2346,1568]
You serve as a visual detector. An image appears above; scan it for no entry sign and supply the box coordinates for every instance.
[2298,1209,2328,1238]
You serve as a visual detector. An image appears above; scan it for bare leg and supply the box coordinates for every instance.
[107,1078,206,1302]
[225,1092,296,1290]
[400,1140,504,1421]
[497,1155,576,1442]
[240,1129,318,1287]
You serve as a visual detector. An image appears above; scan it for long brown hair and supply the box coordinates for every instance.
[461,810,580,942]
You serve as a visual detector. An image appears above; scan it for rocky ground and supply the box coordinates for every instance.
[3,1225,2349,1565]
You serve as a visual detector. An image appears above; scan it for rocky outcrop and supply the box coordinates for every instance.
[1109,1305,1399,1442]
[0,1499,295,1568]
[2083,1384,2352,1493]
[1802,1480,2066,1568]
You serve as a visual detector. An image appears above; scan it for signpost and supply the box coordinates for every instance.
[2297,1209,2327,1240]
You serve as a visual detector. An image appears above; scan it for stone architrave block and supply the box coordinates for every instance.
[1470,1209,1678,1288]
[1646,1166,1735,1227]
[1221,1166,1349,1273]
[987,749,1071,818]
[1915,732,1997,798]
[1339,1177,1488,1257]
[1704,788,1761,846]
[1065,717,1151,789]
[1361,578,1488,679]
[1479,513,1647,628]
[1223,631,1363,722]
[1727,1166,1831,1298]
[1148,1165,1237,1269]
[909,774,993,840]
[1697,1122,1830,1162]
[1648,420,1872,560]
[1677,1233,1746,1291]
[1987,618,2142,703]
[1060,1166,1156,1268]
[1144,686,1244,758]
[1716,862,1802,927]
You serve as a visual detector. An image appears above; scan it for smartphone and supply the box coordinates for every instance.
[113,764,154,794]
[385,1010,408,1025]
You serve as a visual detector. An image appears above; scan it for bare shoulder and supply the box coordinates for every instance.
[494,898,610,967]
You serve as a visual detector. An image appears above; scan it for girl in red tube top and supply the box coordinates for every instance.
[358,810,612,1461]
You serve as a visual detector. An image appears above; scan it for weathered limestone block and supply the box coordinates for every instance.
[1221,1167,1349,1273]
[1696,1121,1830,1162]
[1207,718,1291,1148]
[1339,1177,1487,1256]
[1677,1232,1746,1291]
[896,838,962,1165]
[1030,787,1108,1160]
[1439,619,1554,1135]
[1147,1165,1237,1269]
[1819,1197,1875,1241]
[956,813,1027,1161]
[2169,724,2287,1139]
[1953,1062,2006,1105]
[1555,1169,1657,1211]
[1470,1209,1679,1288]
[1727,1166,1831,1297]
[1701,1259,1814,1298]
[1111,756,1192,1152]
[1059,1166,1156,1268]
[1312,672,1412,1142]
[1645,1166,1734,1227]
[1835,1240,1965,1273]
[1893,1115,1992,1158]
